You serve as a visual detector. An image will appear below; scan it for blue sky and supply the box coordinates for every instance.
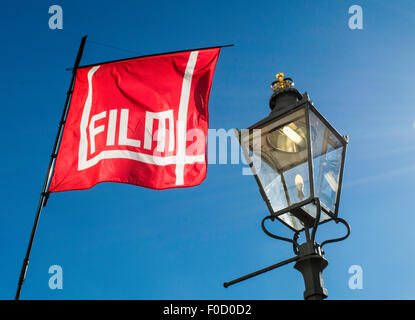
[1,0,415,299]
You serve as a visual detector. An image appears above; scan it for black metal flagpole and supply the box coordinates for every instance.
[14,35,88,300]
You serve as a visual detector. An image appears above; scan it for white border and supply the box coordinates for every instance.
[77,51,204,186]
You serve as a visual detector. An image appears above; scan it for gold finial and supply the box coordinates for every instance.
[271,73,295,93]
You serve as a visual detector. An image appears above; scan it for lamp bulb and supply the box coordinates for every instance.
[294,174,305,200]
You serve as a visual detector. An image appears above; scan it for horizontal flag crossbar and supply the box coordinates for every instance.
[67,44,234,70]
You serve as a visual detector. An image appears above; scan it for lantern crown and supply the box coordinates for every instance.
[269,72,303,113]
[271,72,295,93]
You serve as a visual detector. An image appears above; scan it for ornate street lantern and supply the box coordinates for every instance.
[225,73,350,300]
[238,73,347,231]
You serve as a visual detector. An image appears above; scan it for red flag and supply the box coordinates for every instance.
[48,48,220,192]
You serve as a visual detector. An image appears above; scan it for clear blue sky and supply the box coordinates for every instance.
[1,0,415,299]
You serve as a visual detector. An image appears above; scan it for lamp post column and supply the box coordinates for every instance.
[294,241,328,300]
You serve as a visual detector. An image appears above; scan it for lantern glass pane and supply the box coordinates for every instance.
[278,212,304,231]
[309,110,344,213]
[247,152,288,211]
[278,202,332,231]
[240,108,311,215]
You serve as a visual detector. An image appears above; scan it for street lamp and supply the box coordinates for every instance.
[224,73,350,300]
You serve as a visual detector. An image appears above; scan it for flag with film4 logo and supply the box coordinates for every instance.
[48,48,221,192]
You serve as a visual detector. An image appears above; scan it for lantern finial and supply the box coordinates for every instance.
[271,72,295,93]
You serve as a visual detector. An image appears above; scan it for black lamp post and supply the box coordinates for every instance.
[224,73,350,300]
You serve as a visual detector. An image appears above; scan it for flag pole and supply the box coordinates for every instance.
[14,35,88,300]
